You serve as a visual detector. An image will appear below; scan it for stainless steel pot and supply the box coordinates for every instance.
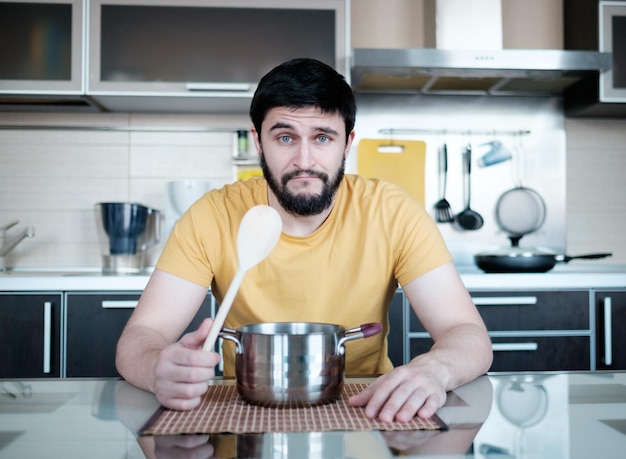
[220,322,382,407]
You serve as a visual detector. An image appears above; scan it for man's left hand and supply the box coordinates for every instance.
[347,363,447,422]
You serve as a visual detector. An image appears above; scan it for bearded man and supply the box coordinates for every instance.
[116,58,492,423]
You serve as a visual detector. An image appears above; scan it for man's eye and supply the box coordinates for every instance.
[278,135,292,143]
[317,135,330,143]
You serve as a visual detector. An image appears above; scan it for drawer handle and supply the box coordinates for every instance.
[604,297,613,366]
[101,300,138,309]
[185,82,252,92]
[43,302,52,374]
[492,342,538,352]
[472,296,538,306]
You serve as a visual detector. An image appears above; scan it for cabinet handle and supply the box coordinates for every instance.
[185,82,252,92]
[472,296,538,306]
[492,342,538,352]
[101,300,138,309]
[43,302,52,374]
[604,296,613,366]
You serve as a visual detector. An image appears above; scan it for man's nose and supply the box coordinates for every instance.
[292,141,315,168]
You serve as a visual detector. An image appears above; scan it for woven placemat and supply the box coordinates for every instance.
[140,383,447,435]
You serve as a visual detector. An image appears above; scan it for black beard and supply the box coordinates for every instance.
[260,153,345,217]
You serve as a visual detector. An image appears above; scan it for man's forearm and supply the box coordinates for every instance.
[116,325,169,393]
[411,323,493,391]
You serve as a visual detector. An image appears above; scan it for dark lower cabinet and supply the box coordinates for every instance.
[66,292,212,377]
[408,336,590,372]
[0,293,62,378]
[397,289,594,371]
[488,336,590,372]
[596,290,626,370]
[6,285,621,378]
[410,290,590,332]
[387,291,404,367]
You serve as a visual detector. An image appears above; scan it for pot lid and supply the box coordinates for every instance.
[495,186,546,237]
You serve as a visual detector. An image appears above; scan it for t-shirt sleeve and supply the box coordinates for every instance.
[156,199,217,288]
[387,185,453,286]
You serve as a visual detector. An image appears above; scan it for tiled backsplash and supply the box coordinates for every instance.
[565,118,626,265]
[0,112,250,269]
[1,110,626,270]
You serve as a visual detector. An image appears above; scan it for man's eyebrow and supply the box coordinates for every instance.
[316,126,340,136]
[268,122,339,136]
[269,122,293,131]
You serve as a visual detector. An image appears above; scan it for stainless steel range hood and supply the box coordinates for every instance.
[351,48,612,96]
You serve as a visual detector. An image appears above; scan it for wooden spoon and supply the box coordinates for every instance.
[202,205,282,351]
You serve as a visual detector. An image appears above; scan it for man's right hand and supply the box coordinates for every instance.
[153,318,221,410]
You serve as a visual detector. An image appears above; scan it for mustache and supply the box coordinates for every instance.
[281,169,329,187]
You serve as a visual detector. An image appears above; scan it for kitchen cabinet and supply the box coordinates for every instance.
[595,289,626,370]
[65,292,213,377]
[0,293,62,378]
[564,0,626,117]
[465,290,590,372]
[387,291,404,368]
[407,336,590,372]
[393,289,592,372]
[0,0,87,106]
[87,0,348,113]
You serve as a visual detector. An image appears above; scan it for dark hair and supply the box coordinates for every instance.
[250,58,356,140]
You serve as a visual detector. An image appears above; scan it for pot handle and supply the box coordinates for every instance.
[218,327,243,354]
[337,322,383,355]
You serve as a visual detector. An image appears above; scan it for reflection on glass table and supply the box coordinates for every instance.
[0,372,625,458]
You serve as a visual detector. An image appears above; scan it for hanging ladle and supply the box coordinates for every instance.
[202,205,282,351]
[455,144,484,230]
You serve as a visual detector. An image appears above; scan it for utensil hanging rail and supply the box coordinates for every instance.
[378,128,531,136]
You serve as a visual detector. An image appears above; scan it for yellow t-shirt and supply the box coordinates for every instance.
[156,174,452,376]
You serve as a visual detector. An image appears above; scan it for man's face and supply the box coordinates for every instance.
[253,106,354,216]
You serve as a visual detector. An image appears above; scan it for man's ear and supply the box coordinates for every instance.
[344,130,356,158]
[251,126,262,155]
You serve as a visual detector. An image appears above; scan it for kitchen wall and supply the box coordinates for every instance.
[1,0,625,269]
[1,100,625,269]
[352,94,567,267]
[565,118,626,263]
[351,0,564,49]
[0,112,250,269]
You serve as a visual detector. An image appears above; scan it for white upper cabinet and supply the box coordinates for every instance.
[0,0,85,94]
[87,0,349,113]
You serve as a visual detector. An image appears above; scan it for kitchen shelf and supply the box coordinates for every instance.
[232,157,260,166]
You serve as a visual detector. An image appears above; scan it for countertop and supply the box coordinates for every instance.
[1,264,626,292]
[0,372,624,458]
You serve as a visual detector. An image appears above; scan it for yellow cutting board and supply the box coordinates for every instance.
[357,139,426,205]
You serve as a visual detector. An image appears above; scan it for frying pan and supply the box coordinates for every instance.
[475,247,612,273]
[475,184,611,272]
